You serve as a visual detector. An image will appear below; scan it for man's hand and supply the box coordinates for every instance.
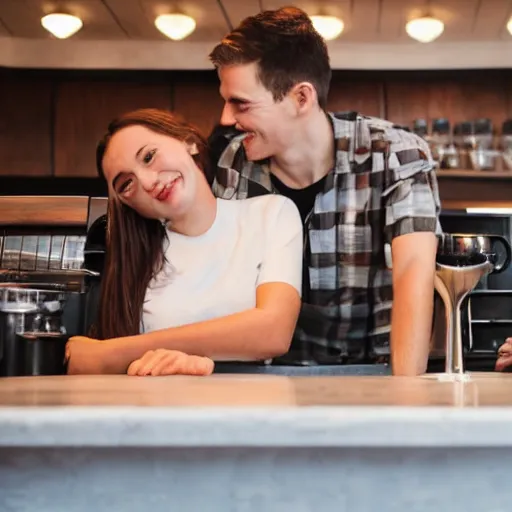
[495,339,512,371]
[127,349,214,377]
[65,336,111,375]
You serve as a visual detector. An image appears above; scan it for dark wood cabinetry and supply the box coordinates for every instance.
[0,79,53,176]
[54,81,172,177]
[385,72,512,131]
[1,68,512,206]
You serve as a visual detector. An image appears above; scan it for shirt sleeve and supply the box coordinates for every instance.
[382,129,442,243]
[257,197,303,296]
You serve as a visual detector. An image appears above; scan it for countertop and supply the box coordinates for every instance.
[1,372,512,448]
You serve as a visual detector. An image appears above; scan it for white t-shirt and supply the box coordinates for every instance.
[142,195,302,333]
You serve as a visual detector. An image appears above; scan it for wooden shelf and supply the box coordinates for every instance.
[436,170,512,179]
[441,200,512,210]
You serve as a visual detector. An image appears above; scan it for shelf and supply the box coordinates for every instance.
[470,290,512,295]
[436,170,512,179]
[471,319,512,324]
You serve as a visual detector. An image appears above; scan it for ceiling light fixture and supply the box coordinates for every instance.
[41,13,83,39]
[155,14,196,41]
[310,15,344,41]
[406,16,444,43]
[507,16,512,36]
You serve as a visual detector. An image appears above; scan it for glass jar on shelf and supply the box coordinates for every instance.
[501,119,512,171]
[431,118,459,170]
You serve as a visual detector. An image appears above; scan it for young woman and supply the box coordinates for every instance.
[65,109,302,376]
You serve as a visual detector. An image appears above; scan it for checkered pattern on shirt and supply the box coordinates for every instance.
[212,111,442,365]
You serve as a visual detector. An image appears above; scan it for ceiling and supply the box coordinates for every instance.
[1,0,512,42]
[1,0,512,70]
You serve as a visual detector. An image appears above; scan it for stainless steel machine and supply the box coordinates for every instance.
[430,233,512,374]
[0,196,107,376]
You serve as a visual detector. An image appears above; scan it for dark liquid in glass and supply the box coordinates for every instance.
[436,253,488,267]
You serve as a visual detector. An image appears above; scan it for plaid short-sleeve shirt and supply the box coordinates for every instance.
[212,112,442,365]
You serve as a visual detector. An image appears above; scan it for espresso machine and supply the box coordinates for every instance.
[0,195,107,376]
[430,233,512,375]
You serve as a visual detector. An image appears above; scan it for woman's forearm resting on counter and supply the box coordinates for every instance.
[67,282,301,374]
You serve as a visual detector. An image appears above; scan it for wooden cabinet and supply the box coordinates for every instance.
[328,81,384,118]
[54,81,172,177]
[386,73,512,131]
[173,80,224,137]
[0,67,512,212]
[0,79,52,176]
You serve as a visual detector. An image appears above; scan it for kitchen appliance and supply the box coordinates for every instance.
[0,196,108,376]
[430,232,512,374]
[434,210,512,364]
[434,250,493,376]
[0,286,69,376]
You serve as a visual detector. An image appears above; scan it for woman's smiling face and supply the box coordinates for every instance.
[101,124,204,221]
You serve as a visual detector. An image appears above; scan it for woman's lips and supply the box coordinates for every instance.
[156,177,181,201]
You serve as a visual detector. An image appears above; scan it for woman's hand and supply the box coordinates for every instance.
[495,338,512,372]
[65,336,112,375]
[127,349,214,377]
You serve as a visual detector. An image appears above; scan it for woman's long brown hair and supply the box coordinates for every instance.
[93,109,211,340]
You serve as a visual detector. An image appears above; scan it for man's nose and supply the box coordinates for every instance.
[220,103,236,126]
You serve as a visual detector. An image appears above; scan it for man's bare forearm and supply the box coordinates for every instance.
[391,264,434,376]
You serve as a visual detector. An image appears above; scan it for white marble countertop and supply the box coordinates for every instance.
[1,372,512,448]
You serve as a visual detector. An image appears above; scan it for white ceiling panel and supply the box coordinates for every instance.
[102,0,156,39]
[0,0,510,46]
[66,0,127,40]
[219,0,261,29]
[378,0,407,41]
[261,1,350,20]
[0,0,48,38]
[344,0,380,42]
[471,0,512,40]
[0,18,10,36]
[434,0,480,42]
[140,0,228,42]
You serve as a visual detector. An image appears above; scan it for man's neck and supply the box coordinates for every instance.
[270,110,334,189]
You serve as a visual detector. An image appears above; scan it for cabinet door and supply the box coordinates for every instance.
[328,80,384,118]
[173,80,224,137]
[54,81,172,177]
[0,79,52,176]
[386,76,512,129]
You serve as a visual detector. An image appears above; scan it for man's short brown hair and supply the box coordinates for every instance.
[209,6,331,110]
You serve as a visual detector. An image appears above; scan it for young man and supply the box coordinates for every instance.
[208,6,441,376]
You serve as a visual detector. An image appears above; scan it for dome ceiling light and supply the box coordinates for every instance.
[155,14,196,41]
[41,13,83,39]
[406,16,444,43]
[310,15,344,41]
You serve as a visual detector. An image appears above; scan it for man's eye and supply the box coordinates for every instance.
[143,149,156,164]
